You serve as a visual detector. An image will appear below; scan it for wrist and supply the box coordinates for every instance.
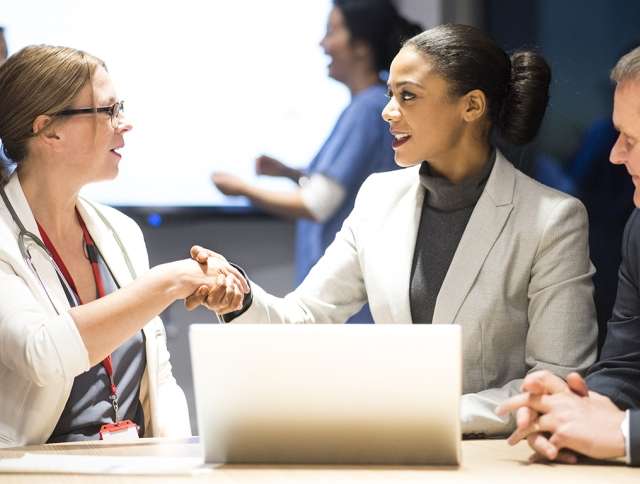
[221,263,253,321]
[237,181,250,195]
[154,259,202,301]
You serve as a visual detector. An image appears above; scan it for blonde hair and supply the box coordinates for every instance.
[0,45,106,181]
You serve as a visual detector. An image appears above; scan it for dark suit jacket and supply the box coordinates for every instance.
[587,209,640,465]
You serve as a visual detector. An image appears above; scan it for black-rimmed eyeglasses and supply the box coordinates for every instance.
[53,100,125,128]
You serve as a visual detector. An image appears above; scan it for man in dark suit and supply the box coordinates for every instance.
[496,46,640,465]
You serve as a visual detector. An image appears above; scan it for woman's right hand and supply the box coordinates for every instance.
[255,155,288,177]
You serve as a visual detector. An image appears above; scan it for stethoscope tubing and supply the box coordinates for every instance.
[1,187,87,312]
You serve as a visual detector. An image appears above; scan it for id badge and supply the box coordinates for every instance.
[99,420,140,441]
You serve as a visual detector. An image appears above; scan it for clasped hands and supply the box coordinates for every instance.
[184,245,250,314]
[495,370,626,464]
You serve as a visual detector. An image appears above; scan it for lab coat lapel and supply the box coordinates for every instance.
[432,153,515,324]
[76,199,134,288]
[3,174,71,314]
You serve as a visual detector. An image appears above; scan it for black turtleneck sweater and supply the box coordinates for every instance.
[410,152,496,324]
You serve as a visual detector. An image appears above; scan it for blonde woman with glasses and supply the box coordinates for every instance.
[0,45,248,446]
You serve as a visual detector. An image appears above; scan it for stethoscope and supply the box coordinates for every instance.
[0,186,137,314]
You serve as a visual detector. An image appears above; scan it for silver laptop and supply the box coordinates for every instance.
[190,323,461,465]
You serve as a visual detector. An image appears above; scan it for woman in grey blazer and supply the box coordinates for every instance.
[193,25,598,437]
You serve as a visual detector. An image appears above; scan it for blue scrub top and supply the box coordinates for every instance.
[295,83,397,321]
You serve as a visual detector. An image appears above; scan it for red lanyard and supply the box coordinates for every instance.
[37,212,120,421]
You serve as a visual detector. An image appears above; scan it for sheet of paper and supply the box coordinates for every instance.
[0,453,207,475]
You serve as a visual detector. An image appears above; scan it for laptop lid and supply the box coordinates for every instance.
[190,323,461,465]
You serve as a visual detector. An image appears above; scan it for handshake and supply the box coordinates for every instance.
[177,245,251,315]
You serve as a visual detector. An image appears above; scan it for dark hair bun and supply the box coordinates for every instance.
[406,25,552,147]
[498,50,551,145]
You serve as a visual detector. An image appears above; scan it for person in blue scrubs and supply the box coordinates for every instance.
[212,0,421,322]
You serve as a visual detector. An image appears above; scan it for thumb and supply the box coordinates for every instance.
[184,285,208,311]
[566,372,589,397]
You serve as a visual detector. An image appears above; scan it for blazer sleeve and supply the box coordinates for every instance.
[231,213,367,323]
[462,196,597,436]
[227,180,373,324]
[587,209,640,410]
[460,380,524,436]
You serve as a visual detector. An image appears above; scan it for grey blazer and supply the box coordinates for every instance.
[233,151,598,436]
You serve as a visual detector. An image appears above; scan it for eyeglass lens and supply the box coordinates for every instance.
[111,101,124,128]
